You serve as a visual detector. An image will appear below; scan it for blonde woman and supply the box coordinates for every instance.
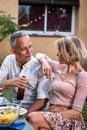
[27,36,87,130]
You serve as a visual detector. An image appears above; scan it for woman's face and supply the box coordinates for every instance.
[57,49,67,64]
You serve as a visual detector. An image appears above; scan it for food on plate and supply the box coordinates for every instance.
[19,108,27,115]
[0,111,17,124]
[0,104,19,125]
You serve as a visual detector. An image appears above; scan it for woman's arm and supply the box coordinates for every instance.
[36,53,52,78]
[73,72,87,112]
[60,108,80,119]
[60,72,87,119]
[36,53,59,78]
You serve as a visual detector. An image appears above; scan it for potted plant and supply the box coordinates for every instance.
[0,11,18,100]
[0,11,18,42]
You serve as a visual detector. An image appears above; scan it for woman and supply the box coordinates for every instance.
[27,36,87,130]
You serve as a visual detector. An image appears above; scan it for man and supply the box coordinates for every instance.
[0,31,51,118]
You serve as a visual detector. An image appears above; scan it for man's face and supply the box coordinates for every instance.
[14,35,33,64]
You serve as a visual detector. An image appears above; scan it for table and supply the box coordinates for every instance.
[0,116,34,130]
[17,116,34,130]
[0,96,34,130]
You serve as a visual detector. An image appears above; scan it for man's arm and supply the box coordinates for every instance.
[24,98,48,118]
[27,98,47,113]
[2,77,27,89]
[24,68,51,118]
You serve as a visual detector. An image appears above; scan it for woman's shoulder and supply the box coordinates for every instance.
[77,71,87,80]
[76,71,87,90]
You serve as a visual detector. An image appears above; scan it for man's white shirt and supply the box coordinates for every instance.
[0,54,51,108]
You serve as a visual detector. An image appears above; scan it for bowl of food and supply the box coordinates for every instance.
[0,103,20,127]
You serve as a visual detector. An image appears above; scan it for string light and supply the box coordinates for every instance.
[35,19,37,21]
[48,11,51,14]
[39,17,41,19]
[42,14,45,16]
[27,23,30,26]
[20,7,66,28]
[30,21,33,23]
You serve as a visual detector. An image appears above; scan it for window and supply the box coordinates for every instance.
[18,5,75,36]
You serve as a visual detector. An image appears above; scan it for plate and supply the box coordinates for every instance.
[19,108,27,115]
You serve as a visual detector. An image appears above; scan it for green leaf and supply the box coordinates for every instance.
[0,11,18,42]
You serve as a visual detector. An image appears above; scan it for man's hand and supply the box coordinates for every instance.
[3,77,27,89]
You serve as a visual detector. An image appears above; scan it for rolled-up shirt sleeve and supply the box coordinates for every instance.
[0,57,9,82]
[72,72,87,112]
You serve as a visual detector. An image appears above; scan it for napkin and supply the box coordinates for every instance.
[10,121,25,130]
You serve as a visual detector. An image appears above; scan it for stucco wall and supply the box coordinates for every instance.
[31,36,58,60]
[78,0,87,47]
[0,0,87,63]
[0,0,18,63]
[0,0,18,17]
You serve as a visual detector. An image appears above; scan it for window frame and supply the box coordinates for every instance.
[18,5,76,36]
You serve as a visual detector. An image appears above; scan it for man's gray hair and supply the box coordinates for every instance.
[9,31,29,48]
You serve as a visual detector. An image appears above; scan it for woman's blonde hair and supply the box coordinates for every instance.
[56,36,87,64]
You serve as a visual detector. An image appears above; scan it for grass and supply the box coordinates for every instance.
[82,102,87,127]
[82,102,87,118]
[3,87,13,103]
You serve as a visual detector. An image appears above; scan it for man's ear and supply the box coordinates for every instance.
[11,48,15,54]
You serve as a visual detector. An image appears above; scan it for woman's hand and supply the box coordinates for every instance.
[60,109,80,119]
[36,53,52,78]
[42,60,52,78]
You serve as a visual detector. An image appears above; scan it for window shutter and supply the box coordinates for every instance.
[19,0,79,6]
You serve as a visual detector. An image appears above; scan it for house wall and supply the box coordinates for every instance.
[0,0,18,63]
[0,0,87,63]
[78,0,87,46]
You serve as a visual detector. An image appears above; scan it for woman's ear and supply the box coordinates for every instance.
[68,52,72,57]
